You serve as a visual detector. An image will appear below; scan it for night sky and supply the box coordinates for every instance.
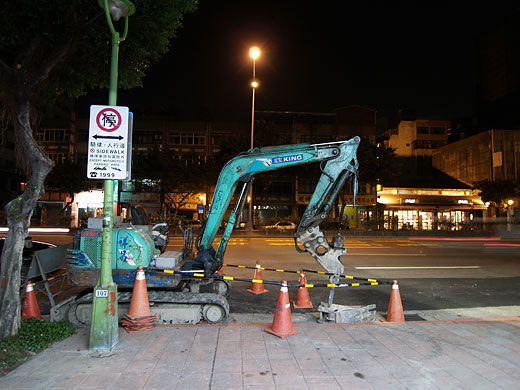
[93,1,517,124]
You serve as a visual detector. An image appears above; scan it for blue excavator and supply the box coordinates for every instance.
[66,137,360,324]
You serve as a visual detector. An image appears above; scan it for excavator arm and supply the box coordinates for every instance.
[185,136,360,277]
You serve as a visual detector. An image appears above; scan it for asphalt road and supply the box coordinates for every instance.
[16,232,520,318]
[195,236,520,316]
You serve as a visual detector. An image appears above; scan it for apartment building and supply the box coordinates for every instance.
[378,113,487,230]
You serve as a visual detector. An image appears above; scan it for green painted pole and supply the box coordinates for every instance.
[89,29,121,351]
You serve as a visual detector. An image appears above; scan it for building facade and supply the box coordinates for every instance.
[380,117,451,157]
[378,114,489,230]
[432,129,520,185]
[34,105,378,227]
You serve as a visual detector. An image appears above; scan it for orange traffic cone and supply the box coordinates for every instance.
[386,280,405,322]
[247,260,268,295]
[121,266,157,333]
[265,281,299,338]
[22,281,41,319]
[293,272,313,309]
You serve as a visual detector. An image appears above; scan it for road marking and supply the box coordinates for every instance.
[355,266,480,269]
[348,246,391,249]
[397,243,440,247]
[484,243,520,247]
[409,237,501,241]
[349,253,427,256]
[375,239,409,243]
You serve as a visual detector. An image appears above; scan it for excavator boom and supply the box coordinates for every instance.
[187,137,360,277]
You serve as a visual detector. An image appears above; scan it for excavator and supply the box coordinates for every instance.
[65,136,360,325]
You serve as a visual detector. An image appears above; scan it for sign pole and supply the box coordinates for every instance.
[89,28,121,351]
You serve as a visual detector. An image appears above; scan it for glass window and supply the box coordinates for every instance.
[181,133,193,144]
[41,129,69,143]
[430,127,445,135]
[168,132,181,144]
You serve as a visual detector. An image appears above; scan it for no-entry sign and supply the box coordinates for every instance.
[87,105,130,180]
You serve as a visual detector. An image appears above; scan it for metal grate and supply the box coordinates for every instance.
[81,236,102,267]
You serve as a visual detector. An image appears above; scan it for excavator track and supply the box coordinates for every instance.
[67,290,229,326]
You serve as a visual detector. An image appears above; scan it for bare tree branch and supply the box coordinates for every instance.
[0,57,12,79]
[32,38,76,86]
[32,11,104,86]
[18,35,43,69]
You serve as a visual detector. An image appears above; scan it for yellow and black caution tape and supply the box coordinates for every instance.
[222,263,392,285]
[30,272,68,288]
[159,269,386,288]
[211,274,381,288]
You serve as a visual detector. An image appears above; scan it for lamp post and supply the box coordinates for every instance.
[507,199,514,232]
[89,0,135,351]
[247,46,260,230]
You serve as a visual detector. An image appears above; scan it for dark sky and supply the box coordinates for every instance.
[95,1,517,123]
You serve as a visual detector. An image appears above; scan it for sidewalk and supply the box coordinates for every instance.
[1,315,519,389]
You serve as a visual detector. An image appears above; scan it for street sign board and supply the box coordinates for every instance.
[87,105,130,180]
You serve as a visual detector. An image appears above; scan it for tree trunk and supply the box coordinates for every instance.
[0,99,52,338]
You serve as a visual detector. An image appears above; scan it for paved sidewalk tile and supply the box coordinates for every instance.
[0,320,519,389]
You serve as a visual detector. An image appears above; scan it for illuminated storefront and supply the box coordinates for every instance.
[377,187,486,230]
[72,190,105,227]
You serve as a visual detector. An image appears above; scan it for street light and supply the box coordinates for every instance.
[247,46,260,230]
[507,199,514,232]
[90,0,135,352]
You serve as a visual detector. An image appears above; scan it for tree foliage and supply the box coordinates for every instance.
[356,137,399,185]
[473,179,519,210]
[0,0,197,337]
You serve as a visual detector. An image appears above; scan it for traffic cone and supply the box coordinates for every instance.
[386,280,405,322]
[22,281,41,319]
[247,260,268,295]
[293,272,313,309]
[265,281,299,338]
[121,266,157,333]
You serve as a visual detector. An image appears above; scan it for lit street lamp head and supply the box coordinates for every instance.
[98,0,136,21]
[249,46,261,60]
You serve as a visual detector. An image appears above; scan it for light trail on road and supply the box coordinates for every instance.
[355,266,480,269]
[349,253,427,256]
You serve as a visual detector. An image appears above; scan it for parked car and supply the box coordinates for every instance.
[0,237,56,260]
[263,221,296,230]
[0,237,56,279]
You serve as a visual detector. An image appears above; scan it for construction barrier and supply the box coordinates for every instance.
[163,269,388,288]
[121,265,157,333]
[222,263,392,284]
[247,260,269,295]
[30,272,68,287]
[162,266,392,287]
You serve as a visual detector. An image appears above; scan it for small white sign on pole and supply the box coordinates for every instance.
[87,105,130,180]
